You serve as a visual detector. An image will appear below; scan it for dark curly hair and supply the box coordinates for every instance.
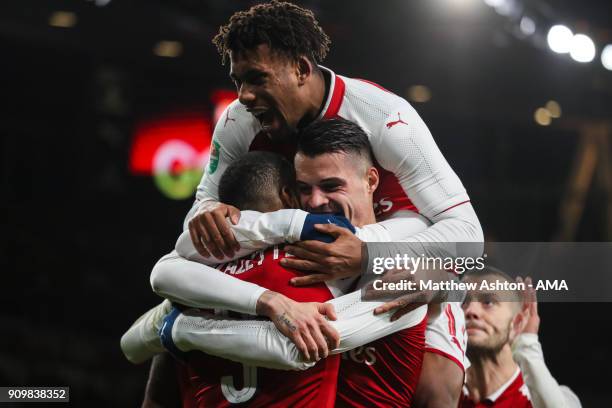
[212,1,331,65]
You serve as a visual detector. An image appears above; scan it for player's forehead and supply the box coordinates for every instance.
[229,44,291,77]
[295,152,357,182]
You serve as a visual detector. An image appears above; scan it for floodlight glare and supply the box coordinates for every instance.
[601,44,612,71]
[520,16,536,36]
[569,34,596,63]
[547,25,573,54]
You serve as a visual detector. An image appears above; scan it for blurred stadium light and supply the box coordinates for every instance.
[49,11,77,28]
[547,25,573,54]
[602,45,612,70]
[519,16,536,36]
[569,34,596,63]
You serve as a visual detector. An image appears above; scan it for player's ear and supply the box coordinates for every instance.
[366,166,379,194]
[280,185,300,209]
[509,307,529,343]
[296,55,314,86]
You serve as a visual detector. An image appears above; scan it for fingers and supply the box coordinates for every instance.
[292,334,310,361]
[288,240,332,255]
[308,323,329,359]
[188,220,211,258]
[211,211,238,256]
[391,302,425,321]
[318,303,337,321]
[290,274,327,287]
[374,298,407,316]
[301,329,320,361]
[198,212,224,259]
[313,223,348,238]
[281,257,323,273]
[228,205,241,225]
[319,319,340,350]
[525,276,538,314]
[284,244,326,262]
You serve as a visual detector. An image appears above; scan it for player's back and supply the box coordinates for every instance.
[184,246,340,408]
[336,315,427,407]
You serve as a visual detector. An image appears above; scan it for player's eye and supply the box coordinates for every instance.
[481,296,497,307]
[297,184,312,194]
[321,183,341,192]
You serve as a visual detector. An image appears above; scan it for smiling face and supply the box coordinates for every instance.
[294,151,378,227]
[229,44,311,142]
[462,276,522,356]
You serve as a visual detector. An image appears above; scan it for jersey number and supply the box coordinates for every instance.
[221,364,257,403]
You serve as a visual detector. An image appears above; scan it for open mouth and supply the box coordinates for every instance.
[249,107,275,131]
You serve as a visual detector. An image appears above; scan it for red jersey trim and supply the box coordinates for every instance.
[433,200,471,217]
[424,347,465,373]
[323,75,346,119]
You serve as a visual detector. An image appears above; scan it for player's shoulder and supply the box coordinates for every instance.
[339,76,415,129]
[342,77,410,113]
[213,99,259,148]
[218,99,257,129]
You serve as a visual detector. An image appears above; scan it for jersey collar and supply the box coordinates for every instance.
[486,367,521,403]
[317,65,346,120]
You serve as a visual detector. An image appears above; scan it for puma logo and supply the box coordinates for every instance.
[224,110,236,127]
[386,112,408,129]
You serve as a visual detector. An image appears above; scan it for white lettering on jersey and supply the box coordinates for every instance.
[374,197,394,215]
[342,346,377,366]
[221,364,258,403]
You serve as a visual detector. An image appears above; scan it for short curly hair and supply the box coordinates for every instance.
[212,1,331,65]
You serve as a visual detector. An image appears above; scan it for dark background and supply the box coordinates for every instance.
[1,0,611,406]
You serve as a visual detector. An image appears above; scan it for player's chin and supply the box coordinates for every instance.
[466,328,488,342]
[267,119,295,142]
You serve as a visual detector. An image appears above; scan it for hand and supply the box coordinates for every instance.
[188,201,241,259]
[281,224,363,286]
[521,277,540,334]
[509,276,540,344]
[256,291,340,361]
[365,267,450,321]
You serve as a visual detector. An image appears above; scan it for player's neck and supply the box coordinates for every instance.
[300,68,328,126]
[465,345,518,402]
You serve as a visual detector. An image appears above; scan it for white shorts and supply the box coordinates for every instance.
[425,302,469,372]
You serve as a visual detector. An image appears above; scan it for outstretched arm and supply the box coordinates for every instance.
[511,278,582,408]
[125,291,427,370]
[150,252,267,315]
[175,210,309,265]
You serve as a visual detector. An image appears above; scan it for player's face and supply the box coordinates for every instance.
[462,280,517,352]
[230,45,306,142]
[294,152,378,227]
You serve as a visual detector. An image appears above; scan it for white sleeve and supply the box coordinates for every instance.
[512,334,582,408]
[371,104,484,257]
[175,210,308,265]
[150,251,266,315]
[357,211,432,242]
[172,291,427,370]
[120,300,171,364]
[183,101,254,230]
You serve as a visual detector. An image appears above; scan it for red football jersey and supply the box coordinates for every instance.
[460,370,532,408]
[182,246,340,408]
[336,316,427,408]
